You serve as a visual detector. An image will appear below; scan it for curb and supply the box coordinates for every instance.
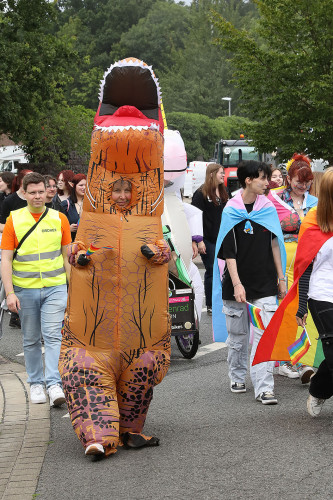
[0,356,50,500]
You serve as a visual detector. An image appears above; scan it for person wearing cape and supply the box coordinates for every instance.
[212,160,286,404]
[265,154,319,378]
[59,58,171,458]
[253,198,333,372]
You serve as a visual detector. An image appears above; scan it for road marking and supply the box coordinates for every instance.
[195,342,226,358]
[16,346,45,357]
[172,341,227,361]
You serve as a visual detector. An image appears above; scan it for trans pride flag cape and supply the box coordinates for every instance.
[253,208,333,367]
[212,190,286,342]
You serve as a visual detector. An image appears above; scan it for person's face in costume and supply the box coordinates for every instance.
[288,174,312,198]
[271,169,283,187]
[246,171,269,196]
[111,181,132,208]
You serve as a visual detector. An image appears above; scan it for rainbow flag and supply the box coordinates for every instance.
[246,302,265,330]
[86,244,113,256]
[288,328,311,365]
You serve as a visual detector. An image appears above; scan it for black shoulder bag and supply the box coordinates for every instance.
[13,208,49,260]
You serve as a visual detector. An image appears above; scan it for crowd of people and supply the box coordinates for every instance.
[0,154,332,458]
[191,155,333,414]
[0,168,85,405]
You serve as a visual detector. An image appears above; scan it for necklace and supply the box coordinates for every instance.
[76,200,83,215]
[291,194,303,208]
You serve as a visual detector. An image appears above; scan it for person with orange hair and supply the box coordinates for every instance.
[268,153,317,381]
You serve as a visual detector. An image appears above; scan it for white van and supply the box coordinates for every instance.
[183,166,193,197]
[190,161,211,195]
[0,146,28,174]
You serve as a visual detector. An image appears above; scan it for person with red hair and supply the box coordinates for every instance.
[269,153,318,381]
[52,170,75,211]
[60,173,86,241]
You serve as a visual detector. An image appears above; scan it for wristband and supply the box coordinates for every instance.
[278,278,286,283]
[6,291,15,298]
[233,282,242,288]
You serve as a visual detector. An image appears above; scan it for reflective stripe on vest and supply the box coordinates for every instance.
[11,207,66,288]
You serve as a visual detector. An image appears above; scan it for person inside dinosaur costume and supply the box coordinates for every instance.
[59,58,171,458]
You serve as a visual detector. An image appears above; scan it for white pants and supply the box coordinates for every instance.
[223,296,277,398]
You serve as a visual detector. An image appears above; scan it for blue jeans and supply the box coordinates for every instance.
[200,239,215,308]
[14,284,67,388]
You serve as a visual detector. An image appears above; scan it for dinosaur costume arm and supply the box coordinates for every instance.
[141,239,171,265]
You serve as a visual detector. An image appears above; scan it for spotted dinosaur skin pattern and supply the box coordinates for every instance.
[59,58,171,456]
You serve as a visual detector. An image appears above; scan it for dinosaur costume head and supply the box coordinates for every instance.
[86,58,165,215]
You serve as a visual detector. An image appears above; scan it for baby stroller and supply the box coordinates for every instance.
[163,226,199,359]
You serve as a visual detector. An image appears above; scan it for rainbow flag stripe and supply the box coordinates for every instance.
[246,302,265,330]
[86,244,113,256]
[288,328,311,365]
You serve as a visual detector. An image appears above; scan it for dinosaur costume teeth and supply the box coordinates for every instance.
[59,58,171,457]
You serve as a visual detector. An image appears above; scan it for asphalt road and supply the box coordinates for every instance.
[1,306,333,500]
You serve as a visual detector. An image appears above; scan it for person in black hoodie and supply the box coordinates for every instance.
[192,163,229,313]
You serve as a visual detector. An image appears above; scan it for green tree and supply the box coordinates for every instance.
[160,0,258,117]
[212,0,333,162]
[0,0,74,142]
[56,0,158,109]
[110,1,192,73]
[22,105,95,169]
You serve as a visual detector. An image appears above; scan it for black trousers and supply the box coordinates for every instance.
[200,239,215,308]
[308,299,333,399]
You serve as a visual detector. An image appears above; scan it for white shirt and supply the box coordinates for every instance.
[308,236,333,303]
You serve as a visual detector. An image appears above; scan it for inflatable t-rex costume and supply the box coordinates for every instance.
[59,58,171,457]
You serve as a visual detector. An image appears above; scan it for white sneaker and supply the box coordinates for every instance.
[256,392,278,405]
[278,362,299,379]
[307,394,325,417]
[298,365,315,384]
[30,384,47,404]
[47,384,66,407]
[85,443,105,456]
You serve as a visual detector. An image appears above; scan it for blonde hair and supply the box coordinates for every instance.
[309,171,324,198]
[316,167,333,233]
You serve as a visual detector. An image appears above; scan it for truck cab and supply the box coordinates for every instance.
[214,139,263,193]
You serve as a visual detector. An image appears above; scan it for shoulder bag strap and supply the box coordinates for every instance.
[13,208,49,260]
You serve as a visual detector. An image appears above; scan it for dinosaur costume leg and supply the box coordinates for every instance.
[60,347,122,456]
[117,349,171,435]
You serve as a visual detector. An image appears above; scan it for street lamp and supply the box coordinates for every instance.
[222,97,232,116]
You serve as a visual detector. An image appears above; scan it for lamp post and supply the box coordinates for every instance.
[222,97,232,116]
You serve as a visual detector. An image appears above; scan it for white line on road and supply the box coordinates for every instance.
[195,342,226,358]
[16,346,45,357]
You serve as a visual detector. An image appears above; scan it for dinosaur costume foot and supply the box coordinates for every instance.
[122,432,160,449]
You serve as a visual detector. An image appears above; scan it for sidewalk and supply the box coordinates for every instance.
[0,355,50,500]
